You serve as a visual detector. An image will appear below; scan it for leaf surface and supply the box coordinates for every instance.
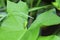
[0,0,28,40]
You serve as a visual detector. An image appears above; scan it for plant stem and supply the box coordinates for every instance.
[36,0,41,6]
[0,0,5,8]
[29,5,51,12]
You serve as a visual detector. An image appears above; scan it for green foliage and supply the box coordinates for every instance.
[19,9,60,40]
[0,0,28,40]
[53,0,60,10]
[0,0,60,40]
[38,35,60,40]
[0,0,5,8]
[29,5,50,12]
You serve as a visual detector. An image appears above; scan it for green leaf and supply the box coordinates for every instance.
[19,9,60,40]
[36,9,60,26]
[0,0,28,40]
[52,0,60,10]
[38,35,60,40]
[0,28,26,40]
[2,0,29,30]
[38,35,53,40]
